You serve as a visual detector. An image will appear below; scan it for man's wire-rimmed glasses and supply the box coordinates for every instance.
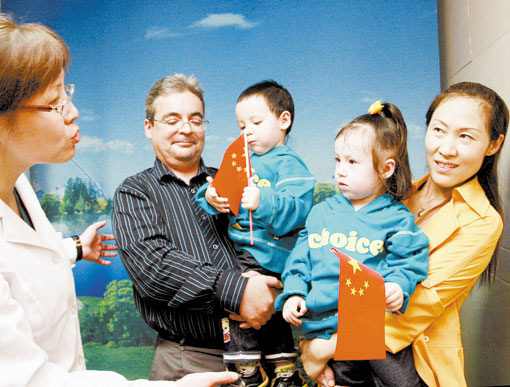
[153,117,209,131]
[19,84,75,116]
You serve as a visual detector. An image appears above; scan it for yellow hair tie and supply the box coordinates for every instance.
[368,100,383,115]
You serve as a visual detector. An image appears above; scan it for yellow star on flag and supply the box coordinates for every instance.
[364,281,369,289]
[232,153,237,159]
[236,167,242,172]
[359,288,364,296]
[348,258,362,275]
[351,288,357,295]
[346,278,351,286]
[232,161,236,166]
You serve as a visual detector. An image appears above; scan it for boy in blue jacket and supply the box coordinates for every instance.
[276,102,429,385]
[196,81,315,387]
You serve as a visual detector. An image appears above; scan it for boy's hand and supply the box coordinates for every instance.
[205,176,230,213]
[385,282,403,312]
[282,295,307,326]
[241,177,260,211]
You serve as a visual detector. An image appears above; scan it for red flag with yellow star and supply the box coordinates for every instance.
[212,134,250,217]
[331,248,386,360]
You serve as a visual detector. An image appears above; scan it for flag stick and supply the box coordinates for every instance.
[243,131,254,245]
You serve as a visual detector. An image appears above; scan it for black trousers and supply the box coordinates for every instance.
[329,346,426,387]
[223,249,297,364]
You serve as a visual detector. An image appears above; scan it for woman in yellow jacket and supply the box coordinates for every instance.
[309,82,507,387]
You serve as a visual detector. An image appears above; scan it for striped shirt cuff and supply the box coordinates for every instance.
[216,270,248,314]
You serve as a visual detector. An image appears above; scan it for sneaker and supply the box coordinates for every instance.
[230,362,269,387]
[271,364,308,387]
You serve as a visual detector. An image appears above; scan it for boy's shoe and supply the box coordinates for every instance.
[271,364,308,387]
[231,362,269,387]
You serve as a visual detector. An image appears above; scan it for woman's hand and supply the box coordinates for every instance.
[205,176,230,213]
[174,371,238,387]
[79,220,117,265]
[316,365,341,387]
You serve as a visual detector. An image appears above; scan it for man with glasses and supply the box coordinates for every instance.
[112,74,281,381]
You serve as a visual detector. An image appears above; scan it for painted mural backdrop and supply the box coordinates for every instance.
[2,0,439,380]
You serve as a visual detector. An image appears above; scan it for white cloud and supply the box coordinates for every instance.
[78,136,135,154]
[79,108,97,122]
[359,90,379,104]
[191,13,257,29]
[144,26,183,40]
[144,13,256,41]
[408,124,425,139]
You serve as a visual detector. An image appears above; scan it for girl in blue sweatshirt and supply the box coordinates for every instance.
[275,102,429,384]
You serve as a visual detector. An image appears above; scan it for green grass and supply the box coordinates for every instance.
[83,345,154,380]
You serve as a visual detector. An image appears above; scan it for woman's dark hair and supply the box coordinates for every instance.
[426,82,508,284]
[336,102,412,201]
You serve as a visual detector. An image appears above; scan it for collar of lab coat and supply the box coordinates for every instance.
[0,173,60,252]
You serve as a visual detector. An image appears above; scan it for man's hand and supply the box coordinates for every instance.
[282,295,307,326]
[385,282,404,312]
[205,176,230,213]
[241,177,260,211]
[231,274,282,329]
[174,371,238,387]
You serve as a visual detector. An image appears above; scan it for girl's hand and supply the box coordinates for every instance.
[282,295,307,326]
[205,176,230,213]
[79,220,117,265]
[241,177,260,211]
[385,282,404,312]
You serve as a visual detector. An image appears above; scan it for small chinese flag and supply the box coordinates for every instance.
[212,134,250,217]
[331,248,386,360]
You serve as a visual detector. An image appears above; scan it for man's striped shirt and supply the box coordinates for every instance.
[112,158,247,347]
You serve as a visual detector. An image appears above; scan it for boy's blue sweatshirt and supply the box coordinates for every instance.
[196,145,315,273]
[275,192,429,339]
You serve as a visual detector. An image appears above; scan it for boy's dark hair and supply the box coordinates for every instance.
[336,103,412,201]
[237,80,295,134]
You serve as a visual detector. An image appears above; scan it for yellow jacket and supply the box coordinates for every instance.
[385,175,503,387]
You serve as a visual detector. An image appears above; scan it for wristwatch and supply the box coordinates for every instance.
[71,235,83,261]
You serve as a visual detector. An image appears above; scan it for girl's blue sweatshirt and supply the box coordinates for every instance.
[275,192,429,339]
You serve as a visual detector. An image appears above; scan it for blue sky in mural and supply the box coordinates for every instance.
[2,1,439,295]
[3,0,439,198]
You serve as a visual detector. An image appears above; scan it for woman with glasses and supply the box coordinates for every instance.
[0,13,237,387]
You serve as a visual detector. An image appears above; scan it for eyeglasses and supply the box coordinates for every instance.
[19,84,75,116]
[153,117,209,131]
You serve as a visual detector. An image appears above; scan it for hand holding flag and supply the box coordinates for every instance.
[211,133,254,244]
[330,248,386,360]
[211,134,250,217]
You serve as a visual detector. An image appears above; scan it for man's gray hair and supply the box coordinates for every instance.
[145,74,204,121]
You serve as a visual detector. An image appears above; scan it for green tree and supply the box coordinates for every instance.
[60,177,99,215]
[40,193,61,220]
[97,280,155,346]
[313,182,338,204]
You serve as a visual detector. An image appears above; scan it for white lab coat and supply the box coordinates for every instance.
[0,174,171,387]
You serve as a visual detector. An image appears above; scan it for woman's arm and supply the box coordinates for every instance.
[385,214,503,352]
